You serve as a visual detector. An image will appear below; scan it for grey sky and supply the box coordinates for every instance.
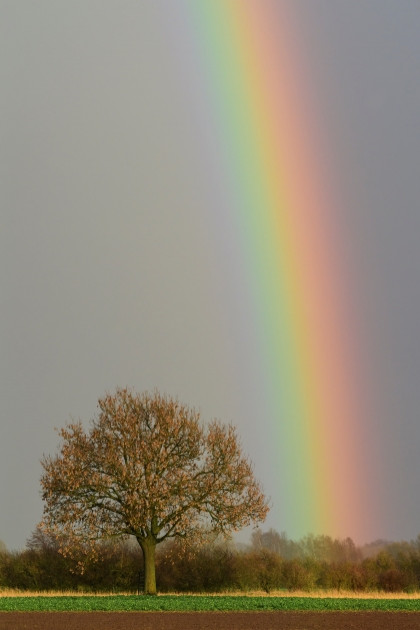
[1,0,420,549]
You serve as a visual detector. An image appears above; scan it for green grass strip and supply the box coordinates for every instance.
[1,596,420,612]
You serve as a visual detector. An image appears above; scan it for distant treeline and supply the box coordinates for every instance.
[1,528,420,593]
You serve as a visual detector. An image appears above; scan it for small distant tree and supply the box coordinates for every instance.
[40,388,269,594]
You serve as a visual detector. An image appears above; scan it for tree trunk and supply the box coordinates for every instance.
[138,536,157,595]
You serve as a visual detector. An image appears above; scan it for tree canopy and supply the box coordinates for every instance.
[40,388,269,593]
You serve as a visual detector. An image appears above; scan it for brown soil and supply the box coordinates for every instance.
[1,612,420,630]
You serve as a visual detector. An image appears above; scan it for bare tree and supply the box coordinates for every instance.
[40,388,269,594]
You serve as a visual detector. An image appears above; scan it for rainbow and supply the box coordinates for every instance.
[183,0,375,541]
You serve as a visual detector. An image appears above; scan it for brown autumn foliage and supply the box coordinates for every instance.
[40,388,269,594]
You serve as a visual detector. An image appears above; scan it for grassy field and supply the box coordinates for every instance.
[2,588,420,598]
[0,592,419,612]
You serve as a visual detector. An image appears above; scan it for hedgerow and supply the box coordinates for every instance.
[1,528,420,594]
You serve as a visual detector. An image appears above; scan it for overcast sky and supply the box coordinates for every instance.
[1,0,420,550]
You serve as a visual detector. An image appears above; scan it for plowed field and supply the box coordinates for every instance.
[1,611,420,630]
